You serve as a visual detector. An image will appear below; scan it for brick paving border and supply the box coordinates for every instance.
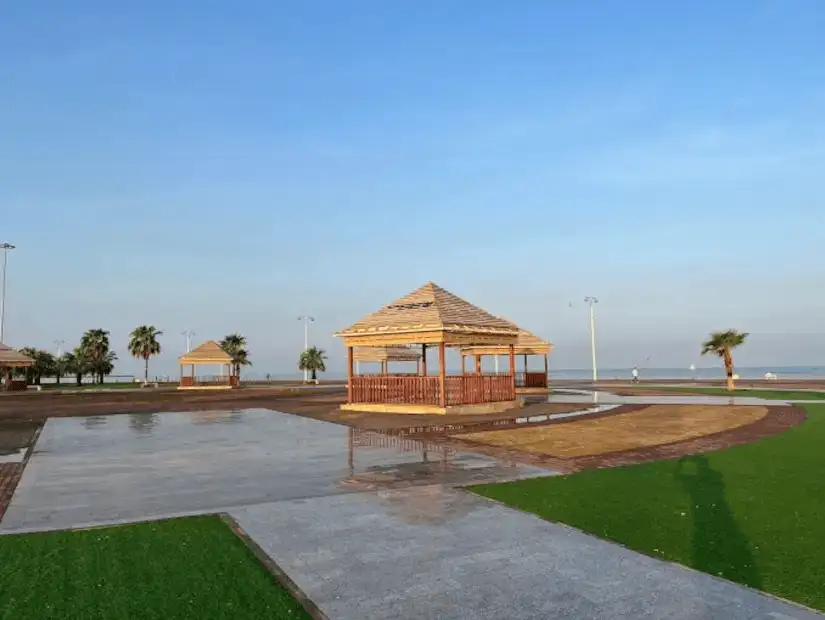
[0,423,44,522]
[0,463,25,522]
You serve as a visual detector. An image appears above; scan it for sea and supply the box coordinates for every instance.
[230,365,825,382]
[78,365,825,384]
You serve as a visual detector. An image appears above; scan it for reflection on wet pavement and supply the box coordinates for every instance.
[1,409,550,532]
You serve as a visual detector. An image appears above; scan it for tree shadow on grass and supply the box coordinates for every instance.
[675,455,762,589]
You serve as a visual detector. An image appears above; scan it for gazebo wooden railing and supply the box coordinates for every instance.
[351,374,514,406]
[516,371,549,389]
[180,375,238,388]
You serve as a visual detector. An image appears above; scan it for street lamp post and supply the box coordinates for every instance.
[584,296,599,382]
[182,329,195,353]
[297,316,315,383]
[0,243,16,344]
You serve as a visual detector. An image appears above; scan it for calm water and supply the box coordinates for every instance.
[235,365,825,382]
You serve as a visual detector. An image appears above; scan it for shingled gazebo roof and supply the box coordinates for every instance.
[335,282,519,347]
[0,344,34,368]
[352,346,422,363]
[178,340,233,365]
[460,327,552,356]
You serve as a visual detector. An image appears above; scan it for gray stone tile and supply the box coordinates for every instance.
[229,490,823,620]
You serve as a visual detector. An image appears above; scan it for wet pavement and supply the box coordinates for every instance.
[0,409,548,533]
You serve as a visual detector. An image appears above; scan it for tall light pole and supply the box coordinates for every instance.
[584,296,599,382]
[297,316,315,382]
[182,329,195,353]
[0,243,15,344]
[54,339,65,358]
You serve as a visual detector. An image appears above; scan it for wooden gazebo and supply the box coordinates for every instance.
[353,346,422,375]
[0,344,33,391]
[178,340,237,390]
[335,282,520,415]
[461,327,552,392]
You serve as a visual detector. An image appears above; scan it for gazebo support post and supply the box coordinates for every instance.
[509,345,516,394]
[421,345,427,376]
[438,342,447,408]
[347,346,354,403]
[544,353,549,386]
[475,355,481,374]
[523,354,528,372]
[460,354,466,375]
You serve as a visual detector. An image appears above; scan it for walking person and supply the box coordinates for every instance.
[631,366,640,384]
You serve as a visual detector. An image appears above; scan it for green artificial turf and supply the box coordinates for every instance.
[472,401,825,612]
[643,385,825,400]
[0,515,310,620]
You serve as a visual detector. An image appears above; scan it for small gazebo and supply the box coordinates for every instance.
[461,327,552,392]
[0,344,34,391]
[335,282,520,415]
[178,340,237,390]
[353,345,422,375]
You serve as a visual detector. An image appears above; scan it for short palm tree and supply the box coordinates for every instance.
[64,347,89,386]
[128,325,163,382]
[299,346,327,383]
[219,333,251,379]
[701,329,749,391]
[17,348,55,385]
[80,328,113,384]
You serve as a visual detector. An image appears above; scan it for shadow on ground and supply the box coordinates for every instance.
[675,455,762,589]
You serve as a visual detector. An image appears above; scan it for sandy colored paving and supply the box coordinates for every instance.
[460,405,768,458]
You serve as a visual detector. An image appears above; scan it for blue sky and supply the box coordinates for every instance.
[2,0,824,378]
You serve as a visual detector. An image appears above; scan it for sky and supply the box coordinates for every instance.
[2,0,824,379]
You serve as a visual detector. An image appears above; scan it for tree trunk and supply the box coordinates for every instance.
[311,368,317,381]
[144,357,149,382]
[76,372,82,387]
[56,372,61,386]
[723,350,735,391]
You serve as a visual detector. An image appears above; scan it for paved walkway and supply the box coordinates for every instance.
[2,396,822,618]
[231,488,821,619]
[547,388,825,406]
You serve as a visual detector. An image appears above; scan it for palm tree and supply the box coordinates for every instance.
[16,348,55,385]
[99,350,118,381]
[54,352,69,385]
[80,329,113,384]
[128,325,163,382]
[219,334,251,379]
[701,329,749,391]
[64,347,92,386]
[298,346,327,383]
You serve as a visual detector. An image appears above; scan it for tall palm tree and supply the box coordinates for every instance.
[219,333,251,379]
[128,325,163,382]
[80,329,113,384]
[701,329,749,391]
[298,346,327,383]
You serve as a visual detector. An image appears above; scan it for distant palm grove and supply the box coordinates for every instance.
[14,328,250,386]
